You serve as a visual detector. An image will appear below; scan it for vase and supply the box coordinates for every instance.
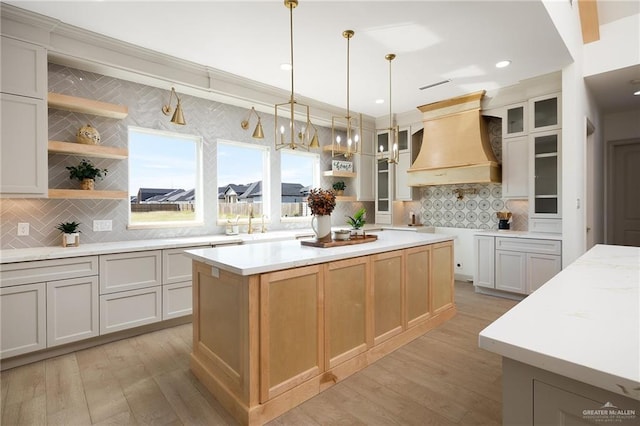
[311,214,332,243]
[76,124,101,145]
[62,232,79,247]
[80,178,95,190]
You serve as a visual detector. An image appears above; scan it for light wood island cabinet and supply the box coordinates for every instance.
[186,232,456,425]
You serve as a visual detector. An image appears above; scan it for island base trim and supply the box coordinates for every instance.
[192,305,456,426]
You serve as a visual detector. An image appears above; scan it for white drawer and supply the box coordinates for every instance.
[162,281,192,320]
[0,256,98,288]
[99,286,162,334]
[99,250,161,294]
[496,237,561,255]
[162,246,208,285]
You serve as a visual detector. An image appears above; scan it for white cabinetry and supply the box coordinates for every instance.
[395,127,421,201]
[99,250,162,334]
[0,36,48,198]
[162,246,208,320]
[375,129,393,224]
[474,235,561,296]
[501,136,528,199]
[47,276,99,346]
[0,256,99,358]
[473,235,495,288]
[355,128,375,202]
[503,103,527,138]
[0,283,46,358]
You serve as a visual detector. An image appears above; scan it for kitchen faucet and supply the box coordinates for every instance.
[248,205,254,234]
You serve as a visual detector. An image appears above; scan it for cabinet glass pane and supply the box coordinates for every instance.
[534,98,558,128]
[397,129,408,151]
[535,197,558,214]
[378,199,389,212]
[534,156,557,196]
[377,132,389,153]
[534,134,557,155]
[507,106,524,134]
[378,172,389,199]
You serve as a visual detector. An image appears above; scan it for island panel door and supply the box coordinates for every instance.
[405,245,431,327]
[324,256,371,369]
[431,241,454,314]
[260,265,324,402]
[372,250,404,345]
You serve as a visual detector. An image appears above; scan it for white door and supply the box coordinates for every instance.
[47,276,99,346]
[473,236,495,288]
[495,250,527,294]
[609,140,640,246]
[527,253,561,293]
[0,282,46,358]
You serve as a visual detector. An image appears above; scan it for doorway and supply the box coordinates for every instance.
[607,139,640,246]
[585,118,595,249]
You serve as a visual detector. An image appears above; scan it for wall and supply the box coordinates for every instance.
[0,64,372,249]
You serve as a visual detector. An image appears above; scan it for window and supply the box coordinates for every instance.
[281,150,320,218]
[128,127,202,227]
[217,140,270,222]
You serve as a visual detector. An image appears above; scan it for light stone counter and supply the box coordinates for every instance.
[185,230,453,276]
[479,244,640,401]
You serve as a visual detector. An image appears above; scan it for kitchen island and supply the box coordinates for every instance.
[185,230,456,425]
[480,244,640,424]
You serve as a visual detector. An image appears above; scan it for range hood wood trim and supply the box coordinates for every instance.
[407,163,501,187]
[417,91,484,113]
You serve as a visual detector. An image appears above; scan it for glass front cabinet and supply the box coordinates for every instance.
[529,129,561,218]
[375,131,393,224]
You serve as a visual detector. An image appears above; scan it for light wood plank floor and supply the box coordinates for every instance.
[1,282,517,425]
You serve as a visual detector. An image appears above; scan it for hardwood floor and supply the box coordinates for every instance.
[1,282,517,425]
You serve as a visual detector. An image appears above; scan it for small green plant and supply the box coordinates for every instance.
[346,208,366,229]
[56,221,81,234]
[66,159,108,181]
[332,181,346,191]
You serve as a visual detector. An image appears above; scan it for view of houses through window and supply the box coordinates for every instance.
[128,127,202,225]
[280,150,319,218]
[217,140,270,222]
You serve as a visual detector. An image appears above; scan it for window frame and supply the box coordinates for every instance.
[127,126,203,229]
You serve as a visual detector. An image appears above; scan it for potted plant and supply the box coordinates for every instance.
[56,221,81,247]
[346,207,366,237]
[332,181,346,196]
[66,159,108,190]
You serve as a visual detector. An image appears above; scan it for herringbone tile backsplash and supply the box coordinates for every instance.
[1,64,523,250]
[1,64,375,249]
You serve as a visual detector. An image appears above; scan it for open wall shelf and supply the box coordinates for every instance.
[48,189,128,200]
[48,92,128,119]
[48,141,128,159]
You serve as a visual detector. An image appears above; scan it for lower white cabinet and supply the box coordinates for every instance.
[474,235,562,295]
[0,282,46,358]
[47,276,99,347]
[100,286,162,334]
[162,281,192,320]
[474,236,495,288]
[496,250,527,293]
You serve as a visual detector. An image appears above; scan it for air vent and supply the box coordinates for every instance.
[419,79,451,91]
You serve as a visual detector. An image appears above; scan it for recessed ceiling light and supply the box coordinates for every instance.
[375,99,384,104]
[280,63,292,71]
[634,89,640,96]
[495,60,511,69]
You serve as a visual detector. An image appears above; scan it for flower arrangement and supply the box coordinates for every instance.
[307,188,336,216]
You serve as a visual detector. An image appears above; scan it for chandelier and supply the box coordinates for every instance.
[379,53,399,164]
[274,0,320,151]
[330,30,362,160]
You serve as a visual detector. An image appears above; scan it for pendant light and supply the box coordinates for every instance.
[331,30,362,160]
[274,0,320,150]
[379,54,399,164]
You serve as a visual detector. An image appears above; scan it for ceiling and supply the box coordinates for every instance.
[5,1,637,117]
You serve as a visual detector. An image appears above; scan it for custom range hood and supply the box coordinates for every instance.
[407,90,500,186]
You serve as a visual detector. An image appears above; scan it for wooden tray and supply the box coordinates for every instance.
[301,234,377,248]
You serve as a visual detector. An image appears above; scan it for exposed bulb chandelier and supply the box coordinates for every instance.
[331,29,362,160]
[379,53,399,164]
[274,0,320,151]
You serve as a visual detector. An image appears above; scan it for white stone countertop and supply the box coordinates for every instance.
[0,230,316,264]
[185,230,453,276]
[474,229,563,240]
[479,244,640,401]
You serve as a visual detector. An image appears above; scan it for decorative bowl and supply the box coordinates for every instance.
[333,229,351,241]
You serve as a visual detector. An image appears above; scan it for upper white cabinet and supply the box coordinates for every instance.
[375,129,393,224]
[502,136,529,199]
[0,37,47,99]
[355,128,375,202]
[395,126,420,202]
[0,36,48,198]
[529,93,561,132]
[529,130,561,219]
[503,103,527,139]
